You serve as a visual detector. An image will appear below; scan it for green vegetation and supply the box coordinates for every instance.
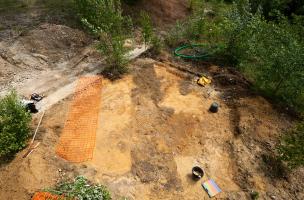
[166,0,229,47]
[139,11,153,48]
[46,176,111,200]
[0,91,31,158]
[222,1,304,112]
[150,34,163,55]
[97,34,129,78]
[249,0,304,19]
[278,123,304,169]
[166,0,304,169]
[250,191,260,200]
[74,0,133,78]
[167,0,304,113]
[139,11,163,55]
[74,0,132,36]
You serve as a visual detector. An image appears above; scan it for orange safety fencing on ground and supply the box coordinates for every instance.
[32,192,64,200]
[56,76,102,163]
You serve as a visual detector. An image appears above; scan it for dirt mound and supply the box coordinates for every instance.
[125,0,189,27]
[0,23,90,69]
[20,23,90,62]
[0,23,93,94]
[144,0,189,23]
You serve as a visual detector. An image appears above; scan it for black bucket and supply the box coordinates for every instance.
[192,166,204,181]
[209,102,219,113]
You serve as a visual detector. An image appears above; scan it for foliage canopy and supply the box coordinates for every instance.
[0,91,31,158]
[74,0,133,78]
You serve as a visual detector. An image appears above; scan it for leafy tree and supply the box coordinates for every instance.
[249,0,304,18]
[74,0,133,78]
[278,123,304,168]
[221,1,304,111]
[167,0,304,112]
[0,91,31,158]
[74,0,128,36]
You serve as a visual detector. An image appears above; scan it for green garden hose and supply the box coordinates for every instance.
[174,44,220,59]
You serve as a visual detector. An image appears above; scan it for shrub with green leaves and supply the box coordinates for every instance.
[249,0,304,19]
[74,0,133,77]
[150,35,163,55]
[47,176,111,200]
[97,33,129,79]
[0,91,31,157]
[139,11,163,55]
[74,0,130,36]
[165,0,228,47]
[139,11,153,48]
[219,0,304,112]
[165,10,205,47]
[278,123,304,169]
[170,0,304,113]
[250,191,260,200]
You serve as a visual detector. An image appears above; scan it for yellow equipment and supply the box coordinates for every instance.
[197,76,212,86]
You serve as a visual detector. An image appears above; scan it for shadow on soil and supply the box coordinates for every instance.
[130,63,183,193]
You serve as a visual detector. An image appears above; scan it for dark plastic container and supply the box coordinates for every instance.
[209,102,219,113]
[192,166,204,181]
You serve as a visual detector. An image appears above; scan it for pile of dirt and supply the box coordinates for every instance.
[0,23,93,95]
[124,0,189,27]
[20,24,90,62]
[0,23,90,69]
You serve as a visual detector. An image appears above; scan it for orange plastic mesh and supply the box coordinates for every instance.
[32,192,64,200]
[56,76,102,163]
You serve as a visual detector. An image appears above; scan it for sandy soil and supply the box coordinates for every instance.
[0,1,303,200]
[0,22,101,97]
[1,59,303,199]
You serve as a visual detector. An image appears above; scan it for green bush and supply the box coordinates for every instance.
[165,18,205,47]
[171,0,304,113]
[139,11,153,48]
[139,11,163,55]
[250,191,260,200]
[150,35,163,55]
[219,1,304,112]
[0,91,31,157]
[74,0,130,36]
[97,33,129,79]
[278,123,304,169]
[249,0,304,19]
[166,0,228,47]
[74,0,133,77]
[47,176,111,200]
[165,21,185,47]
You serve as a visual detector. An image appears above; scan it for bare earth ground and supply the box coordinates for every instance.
[124,0,189,28]
[1,59,303,199]
[0,2,304,200]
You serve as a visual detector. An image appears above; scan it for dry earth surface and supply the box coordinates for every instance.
[0,1,303,200]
